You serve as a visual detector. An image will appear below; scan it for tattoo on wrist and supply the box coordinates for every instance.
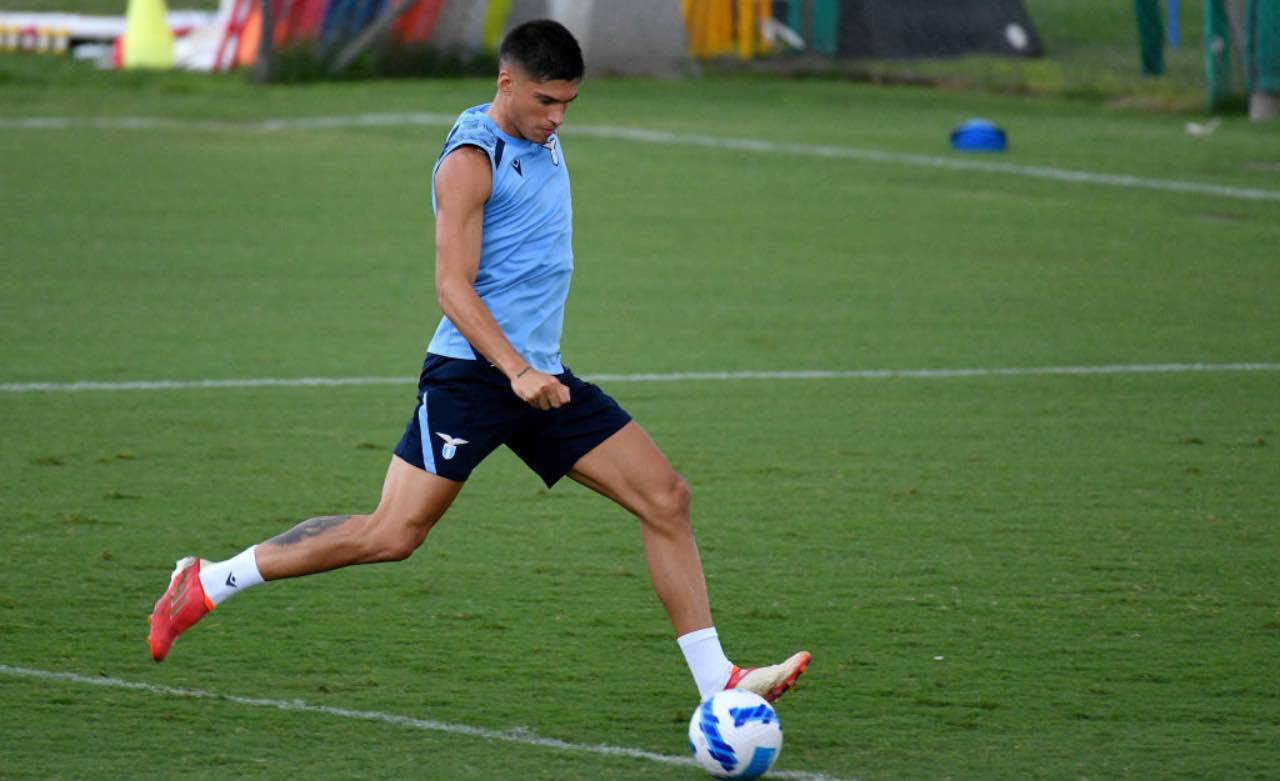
[267,515,353,546]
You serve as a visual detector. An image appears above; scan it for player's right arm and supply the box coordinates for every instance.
[433,146,570,411]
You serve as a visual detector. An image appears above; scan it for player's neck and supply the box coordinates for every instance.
[487,95,526,142]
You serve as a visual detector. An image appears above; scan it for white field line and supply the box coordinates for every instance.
[3,113,1278,202]
[568,124,1280,203]
[1,363,1278,394]
[0,664,855,781]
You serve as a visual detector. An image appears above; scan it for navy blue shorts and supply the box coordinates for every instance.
[393,354,632,487]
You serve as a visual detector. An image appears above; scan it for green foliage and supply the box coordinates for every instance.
[264,43,497,83]
[1,70,1278,780]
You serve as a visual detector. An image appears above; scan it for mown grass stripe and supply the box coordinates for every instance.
[3,113,1277,202]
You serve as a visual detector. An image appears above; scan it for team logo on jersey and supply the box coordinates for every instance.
[512,158,523,176]
[436,433,469,460]
[543,136,560,165]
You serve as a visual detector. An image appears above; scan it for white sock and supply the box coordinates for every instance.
[198,546,265,606]
[678,626,735,699]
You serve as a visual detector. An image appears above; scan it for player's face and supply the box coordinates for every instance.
[499,65,579,144]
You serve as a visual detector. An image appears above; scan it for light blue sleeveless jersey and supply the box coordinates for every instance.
[426,103,573,374]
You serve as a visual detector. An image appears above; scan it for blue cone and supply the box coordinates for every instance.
[950,119,1007,152]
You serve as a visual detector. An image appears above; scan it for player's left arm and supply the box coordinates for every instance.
[433,146,570,411]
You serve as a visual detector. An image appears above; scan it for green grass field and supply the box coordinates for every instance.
[2,52,1280,780]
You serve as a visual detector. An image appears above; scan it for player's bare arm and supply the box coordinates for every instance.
[433,146,570,411]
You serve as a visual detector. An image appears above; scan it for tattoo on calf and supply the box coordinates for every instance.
[268,515,354,546]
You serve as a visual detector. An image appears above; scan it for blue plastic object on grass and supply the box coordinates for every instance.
[950,119,1007,152]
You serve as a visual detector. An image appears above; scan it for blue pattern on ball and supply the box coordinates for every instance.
[698,698,738,771]
[739,746,779,780]
[729,703,776,728]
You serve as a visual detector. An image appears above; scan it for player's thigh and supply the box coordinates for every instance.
[374,454,465,534]
[568,421,688,521]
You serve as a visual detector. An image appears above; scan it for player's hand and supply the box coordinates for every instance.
[511,367,570,410]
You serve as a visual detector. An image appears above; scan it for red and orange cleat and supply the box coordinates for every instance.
[725,651,812,702]
[147,557,213,662]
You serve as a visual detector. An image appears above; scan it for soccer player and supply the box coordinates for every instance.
[148,19,810,704]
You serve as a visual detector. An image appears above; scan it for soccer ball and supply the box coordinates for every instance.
[688,689,783,780]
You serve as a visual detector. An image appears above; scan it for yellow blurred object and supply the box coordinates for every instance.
[484,0,513,52]
[123,0,175,69]
[683,0,772,60]
[735,0,751,59]
[757,0,772,54]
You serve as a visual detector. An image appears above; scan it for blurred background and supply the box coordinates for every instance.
[1,0,1277,116]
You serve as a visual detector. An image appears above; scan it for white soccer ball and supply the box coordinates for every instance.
[688,689,783,780]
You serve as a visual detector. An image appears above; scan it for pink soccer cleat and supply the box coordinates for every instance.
[725,651,812,703]
[148,557,213,662]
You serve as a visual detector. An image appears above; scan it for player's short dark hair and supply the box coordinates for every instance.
[500,19,584,82]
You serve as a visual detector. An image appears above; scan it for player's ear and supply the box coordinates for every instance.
[496,61,520,96]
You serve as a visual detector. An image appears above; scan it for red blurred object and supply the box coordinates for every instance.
[285,0,328,45]
[392,0,443,45]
